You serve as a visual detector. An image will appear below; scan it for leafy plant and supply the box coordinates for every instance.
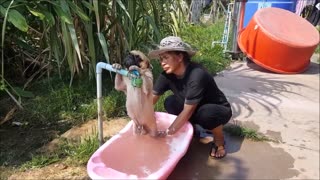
[0,0,188,108]
[180,20,230,74]
[223,124,271,142]
[1,0,24,109]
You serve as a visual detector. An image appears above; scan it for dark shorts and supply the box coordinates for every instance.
[164,95,232,130]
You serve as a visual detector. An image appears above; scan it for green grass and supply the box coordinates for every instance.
[223,124,271,142]
[13,75,127,127]
[14,78,96,125]
[59,135,101,166]
[21,133,102,169]
[102,90,126,118]
[21,154,60,169]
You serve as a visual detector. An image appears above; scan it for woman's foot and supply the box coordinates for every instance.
[210,125,226,159]
[210,143,226,159]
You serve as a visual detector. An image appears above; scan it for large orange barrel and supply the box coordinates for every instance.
[238,7,320,74]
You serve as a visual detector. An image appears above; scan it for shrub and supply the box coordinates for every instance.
[103,90,126,118]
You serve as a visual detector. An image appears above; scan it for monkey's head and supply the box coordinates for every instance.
[123,50,151,70]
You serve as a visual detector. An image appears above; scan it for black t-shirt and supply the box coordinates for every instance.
[153,62,230,106]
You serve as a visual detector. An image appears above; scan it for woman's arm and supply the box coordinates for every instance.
[167,103,197,135]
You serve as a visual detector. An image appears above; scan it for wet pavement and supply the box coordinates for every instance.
[169,54,319,179]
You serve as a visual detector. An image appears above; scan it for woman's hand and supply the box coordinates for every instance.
[157,127,176,137]
[166,127,176,135]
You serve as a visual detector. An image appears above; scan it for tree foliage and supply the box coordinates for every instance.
[0,0,188,106]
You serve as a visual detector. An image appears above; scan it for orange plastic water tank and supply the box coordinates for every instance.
[238,7,320,74]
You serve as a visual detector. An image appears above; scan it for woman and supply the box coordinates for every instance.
[149,36,232,159]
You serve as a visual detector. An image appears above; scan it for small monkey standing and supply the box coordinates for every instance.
[113,50,159,137]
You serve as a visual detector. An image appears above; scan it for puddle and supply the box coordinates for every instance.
[169,134,299,179]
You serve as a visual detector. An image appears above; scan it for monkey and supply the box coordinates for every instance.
[112,50,159,137]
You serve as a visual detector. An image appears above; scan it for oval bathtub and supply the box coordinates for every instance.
[87,112,194,179]
[238,7,320,74]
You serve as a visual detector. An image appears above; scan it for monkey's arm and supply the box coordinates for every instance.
[113,63,127,93]
[115,74,127,93]
[128,65,153,95]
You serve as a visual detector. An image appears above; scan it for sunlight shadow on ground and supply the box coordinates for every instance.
[216,62,316,119]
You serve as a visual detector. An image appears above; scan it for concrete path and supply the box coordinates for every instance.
[169,54,319,179]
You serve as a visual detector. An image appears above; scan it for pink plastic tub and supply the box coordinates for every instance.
[87,112,194,179]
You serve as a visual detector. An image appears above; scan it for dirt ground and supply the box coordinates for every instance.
[7,163,88,180]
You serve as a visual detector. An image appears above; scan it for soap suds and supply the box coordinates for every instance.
[140,166,151,176]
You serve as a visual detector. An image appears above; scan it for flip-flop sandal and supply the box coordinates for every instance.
[209,142,226,159]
